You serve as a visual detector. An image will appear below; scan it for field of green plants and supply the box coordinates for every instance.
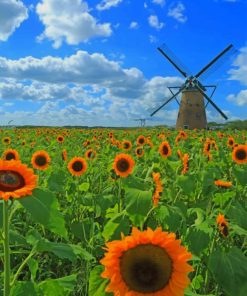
[0,127,246,296]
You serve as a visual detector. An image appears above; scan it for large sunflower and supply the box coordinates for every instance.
[113,153,135,178]
[159,141,172,158]
[2,149,20,161]
[100,227,193,296]
[68,157,88,176]
[232,144,247,164]
[0,159,37,201]
[31,150,51,170]
[2,137,11,145]
[136,135,146,146]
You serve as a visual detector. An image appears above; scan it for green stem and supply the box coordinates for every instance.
[10,249,35,287]
[117,178,122,213]
[3,200,10,296]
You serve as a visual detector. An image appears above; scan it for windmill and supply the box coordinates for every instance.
[150,44,234,130]
[133,118,150,127]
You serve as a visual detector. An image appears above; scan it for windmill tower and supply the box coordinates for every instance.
[151,44,233,129]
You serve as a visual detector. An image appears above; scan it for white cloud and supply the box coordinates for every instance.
[0,0,28,41]
[168,2,187,23]
[152,0,166,7]
[228,46,247,85]
[36,0,112,48]
[129,22,139,29]
[227,90,247,106]
[149,35,158,43]
[148,15,165,30]
[96,0,122,11]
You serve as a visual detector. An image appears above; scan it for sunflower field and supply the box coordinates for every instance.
[0,127,247,296]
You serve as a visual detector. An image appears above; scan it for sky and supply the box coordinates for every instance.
[0,0,247,127]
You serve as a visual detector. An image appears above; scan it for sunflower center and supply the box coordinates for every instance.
[235,149,246,160]
[72,161,83,172]
[124,143,130,149]
[0,170,25,192]
[6,152,16,160]
[116,159,130,172]
[229,140,233,145]
[137,148,142,155]
[162,145,169,155]
[139,138,145,144]
[35,155,47,166]
[120,244,172,293]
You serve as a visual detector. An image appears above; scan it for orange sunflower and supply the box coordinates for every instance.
[227,137,235,148]
[135,147,144,157]
[232,144,247,164]
[159,141,172,158]
[214,180,232,188]
[0,159,37,201]
[216,214,229,237]
[100,227,193,296]
[136,135,146,146]
[2,137,11,145]
[57,135,64,143]
[62,149,68,161]
[2,149,20,161]
[68,157,87,176]
[31,150,51,170]
[85,148,97,160]
[113,153,135,178]
[122,140,132,151]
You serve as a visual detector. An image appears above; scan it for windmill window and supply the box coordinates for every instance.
[196,103,200,107]
[195,112,201,119]
[184,125,189,129]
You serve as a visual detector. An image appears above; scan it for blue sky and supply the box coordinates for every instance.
[0,0,246,127]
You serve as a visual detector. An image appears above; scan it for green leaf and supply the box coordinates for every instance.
[213,191,235,207]
[176,175,196,195]
[208,247,247,296]
[38,274,77,296]
[102,213,130,241]
[122,175,147,190]
[78,182,90,192]
[227,201,247,230]
[186,227,211,256]
[155,205,183,232]
[10,281,37,296]
[47,170,66,192]
[88,265,112,296]
[28,258,39,281]
[233,166,247,186]
[125,188,152,227]
[19,188,67,239]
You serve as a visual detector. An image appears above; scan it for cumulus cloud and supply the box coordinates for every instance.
[0,0,28,41]
[129,22,139,29]
[148,15,164,30]
[152,0,166,7]
[36,0,112,48]
[228,46,247,85]
[168,2,187,23]
[227,90,247,106]
[96,0,123,11]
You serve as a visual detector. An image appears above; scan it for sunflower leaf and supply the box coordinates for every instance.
[19,188,68,239]
[89,265,113,296]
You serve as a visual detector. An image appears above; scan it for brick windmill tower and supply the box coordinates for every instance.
[150,44,233,129]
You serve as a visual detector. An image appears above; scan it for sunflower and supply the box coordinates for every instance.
[227,137,235,148]
[182,153,189,175]
[232,144,247,164]
[0,159,37,201]
[68,157,87,176]
[113,153,135,178]
[2,149,20,161]
[152,172,163,207]
[85,148,96,160]
[100,227,193,296]
[135,147,144,157]
[216,214,229,237]
[62,149,67,161]
[57,135,64,143]
[137,135,146,146]
[214,179,232,188]
[31,150,51,170]
[2,137,11,145]
[159,141,172,158]
[122,140,132,151]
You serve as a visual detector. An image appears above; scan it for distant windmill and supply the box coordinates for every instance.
[133,118,150,127]
[150,44,234,130]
